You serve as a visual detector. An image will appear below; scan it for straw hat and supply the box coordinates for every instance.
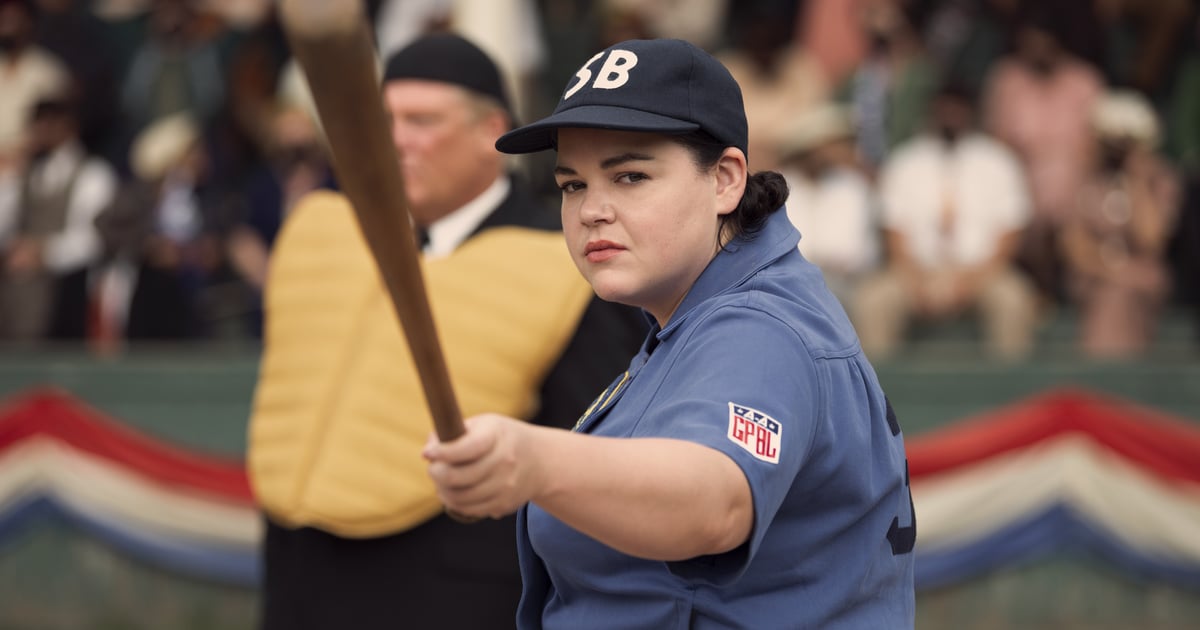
[1091,90,1160,148]
[130,112,200,181]
[778,104,856,159]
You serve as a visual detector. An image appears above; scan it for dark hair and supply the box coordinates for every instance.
[935,79,977,106]
[672,131,789,245]
[31,96,77,122]
[0,0,36,16]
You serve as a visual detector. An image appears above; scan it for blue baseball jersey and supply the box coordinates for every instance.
[515,209,915,629]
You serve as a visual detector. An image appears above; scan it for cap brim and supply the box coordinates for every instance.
[496,105,699,154]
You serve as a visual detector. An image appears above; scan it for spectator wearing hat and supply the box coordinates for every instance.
[247,33,646,630]
[717,3,829,171]
[0,96,116,341]
[94,111,232,340]
[0,0,69,174]
[777,103,879,308]
[1061,89,1180,358]
[855,83,1037,361]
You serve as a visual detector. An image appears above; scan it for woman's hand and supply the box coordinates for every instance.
[423,414,545,519]
[429,415,753,559]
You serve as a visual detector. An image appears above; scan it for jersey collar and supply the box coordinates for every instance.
[656,207,799,341]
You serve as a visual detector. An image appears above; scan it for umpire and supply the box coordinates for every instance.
[248,34,646,630]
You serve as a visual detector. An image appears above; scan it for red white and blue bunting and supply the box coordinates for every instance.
[0,390,259,586]
[909,389,1200,589]
[0,387,1197,590]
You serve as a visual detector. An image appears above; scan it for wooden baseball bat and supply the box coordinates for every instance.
[278,0,465,443]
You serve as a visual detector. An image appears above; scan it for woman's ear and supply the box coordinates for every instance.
[714,147,747,216]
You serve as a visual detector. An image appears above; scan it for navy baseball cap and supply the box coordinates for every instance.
[496,39,747,156]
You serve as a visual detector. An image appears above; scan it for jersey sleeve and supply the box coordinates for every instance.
[636,304,820,585]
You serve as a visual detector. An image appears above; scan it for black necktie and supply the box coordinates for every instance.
[416,228,429,250]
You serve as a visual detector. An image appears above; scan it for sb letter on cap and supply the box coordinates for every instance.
[564,50,639,99]
[593,50,638,90]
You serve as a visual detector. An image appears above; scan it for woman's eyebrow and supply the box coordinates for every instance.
[555,152,656,177]
[600,152,654,170]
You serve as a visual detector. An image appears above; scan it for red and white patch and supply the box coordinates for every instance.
[727,403,781,464]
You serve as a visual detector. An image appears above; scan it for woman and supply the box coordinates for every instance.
[1062,89,1180,358]
[424,38,915,629]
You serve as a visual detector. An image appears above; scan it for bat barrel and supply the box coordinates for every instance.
[279,0,361,38]
[279,0,466,442]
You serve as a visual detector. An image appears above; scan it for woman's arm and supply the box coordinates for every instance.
[425,414,753,561]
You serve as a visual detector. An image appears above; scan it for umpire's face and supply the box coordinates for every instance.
[384,79,509,227]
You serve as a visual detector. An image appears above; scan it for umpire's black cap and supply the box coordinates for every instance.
[382,33,512,118]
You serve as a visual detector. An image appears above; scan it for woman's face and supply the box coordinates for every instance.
[555,128,742,326]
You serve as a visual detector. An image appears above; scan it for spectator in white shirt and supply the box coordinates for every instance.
[777,103,879,309]
[854,83,1038,360]
[0,96,117,340]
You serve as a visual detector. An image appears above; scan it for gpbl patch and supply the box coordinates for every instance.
[727,403,781,464]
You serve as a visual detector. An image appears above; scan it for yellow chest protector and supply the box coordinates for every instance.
[248,191,593,537]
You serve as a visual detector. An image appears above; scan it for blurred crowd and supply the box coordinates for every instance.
[0,0,1197,361]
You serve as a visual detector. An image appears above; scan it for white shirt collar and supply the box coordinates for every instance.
[423,175,510,259]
